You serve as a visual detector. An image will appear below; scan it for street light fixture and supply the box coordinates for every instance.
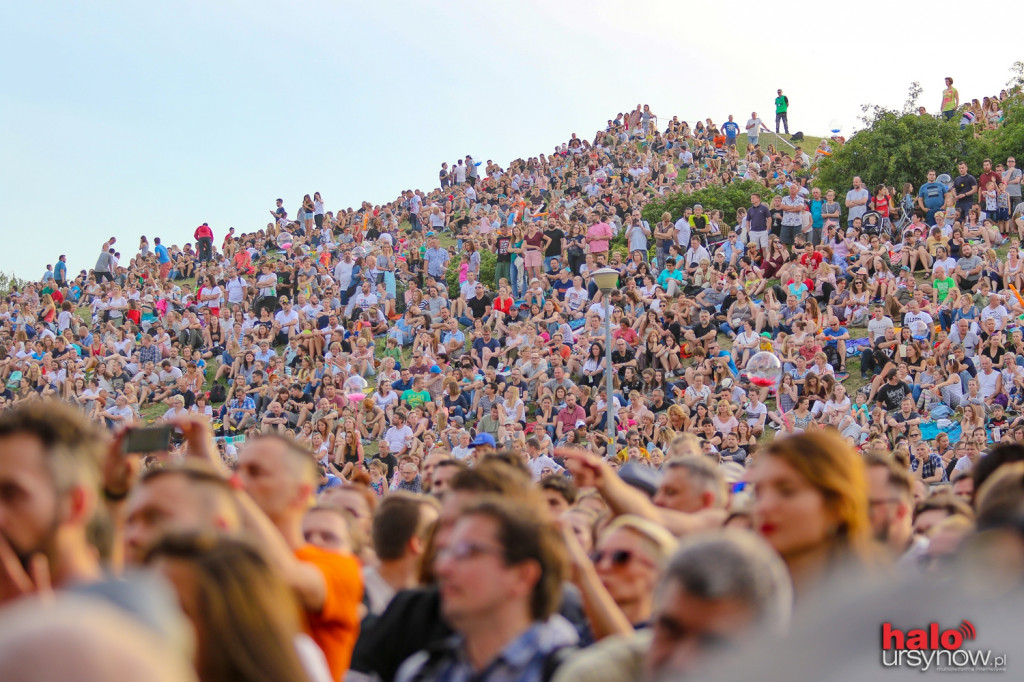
[591,267,619,459]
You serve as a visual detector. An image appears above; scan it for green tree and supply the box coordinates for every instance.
[0,272,28,296]
[964,92,1024,169]
[446,248,495,297]
[817,65,1024,194]
[815,110,973,193]
[640,179,771,226]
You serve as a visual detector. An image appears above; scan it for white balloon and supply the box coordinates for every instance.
[828,119,843,134]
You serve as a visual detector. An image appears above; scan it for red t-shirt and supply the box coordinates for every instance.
[979,171,1001,194]
[799,251,824,269]
[493,297,514,314]
[872,195,890,217]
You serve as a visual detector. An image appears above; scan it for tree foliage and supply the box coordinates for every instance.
[0,272,28,296]
[640,180,770,226]
[815,110,972,192]
[446,246,495,297]
[816,66,1024,193]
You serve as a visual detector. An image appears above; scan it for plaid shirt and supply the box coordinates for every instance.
[138,343,160,368]
[396,618,577,682]
[911,453,948,482]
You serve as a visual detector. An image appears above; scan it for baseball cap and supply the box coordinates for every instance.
[469,433,496,448]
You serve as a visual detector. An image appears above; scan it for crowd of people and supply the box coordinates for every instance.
[2,92,1024,681]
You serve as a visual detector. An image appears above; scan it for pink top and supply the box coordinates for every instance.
[587,222,613,253]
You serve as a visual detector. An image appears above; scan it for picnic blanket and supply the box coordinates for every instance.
[919,420,962,444]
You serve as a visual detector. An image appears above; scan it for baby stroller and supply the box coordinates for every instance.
[860,210,898,242]
[860,210,883,236]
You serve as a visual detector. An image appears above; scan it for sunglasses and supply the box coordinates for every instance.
[592,548,650,567]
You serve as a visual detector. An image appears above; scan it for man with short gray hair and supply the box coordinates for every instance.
[552,530,792,682]
[653,457,727,514]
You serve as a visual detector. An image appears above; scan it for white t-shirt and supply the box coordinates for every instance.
[734,330,759,350]
[334,261,354,290]
[274,309,299,330]
[977,368,1000,399]
[225,278,247,304]
[350,292,379,313]
[384,424,414,453]
[200,285,224,309]
[108,296,128,318]
[565,287,589,311]
[903,311,933,339]
[980,305,1009,330]
[932,257,958,275]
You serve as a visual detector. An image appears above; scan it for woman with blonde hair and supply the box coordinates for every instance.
[666,403,688,433]
[750,430,873,599]
[712,401,739,435]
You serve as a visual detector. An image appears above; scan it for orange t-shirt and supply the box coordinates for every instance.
[294,544,363,679]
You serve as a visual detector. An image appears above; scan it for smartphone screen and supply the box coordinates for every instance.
[123,426,173,454]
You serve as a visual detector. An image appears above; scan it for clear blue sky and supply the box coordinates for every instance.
[3,1,1019,280]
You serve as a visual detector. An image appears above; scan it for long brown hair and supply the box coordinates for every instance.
[761,431,873,563]
[144,533,309,682]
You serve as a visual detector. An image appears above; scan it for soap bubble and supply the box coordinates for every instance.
[828,119,842,134]
[746,351,782,388]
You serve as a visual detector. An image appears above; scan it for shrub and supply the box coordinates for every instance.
[446,247,496,297]
[640,179,771,226]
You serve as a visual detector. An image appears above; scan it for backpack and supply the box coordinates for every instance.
[209,383,227,404]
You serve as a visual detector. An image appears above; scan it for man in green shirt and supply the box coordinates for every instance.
[775,88,789,135]
[400,376,431,410]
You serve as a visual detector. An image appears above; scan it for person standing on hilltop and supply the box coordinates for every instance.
[722,114,740,147]
[774,89,790,135]
[941,77,959,121]
[746,111,769,148]
[53,254,68,288]
[154,237,171,280]
[194,222,214,262]
[94,239,116,283]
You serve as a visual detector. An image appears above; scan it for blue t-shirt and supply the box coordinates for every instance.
[822,326,847,347]
[810,199,825,228]
[712,350,739,376]
[722,121,740,139]
[155,244,170,264]
[918,182,946,210]
[787,281,809,300]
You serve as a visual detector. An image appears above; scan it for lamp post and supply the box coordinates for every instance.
[592,267,619,459]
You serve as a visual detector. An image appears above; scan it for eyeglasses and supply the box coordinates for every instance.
[437,540,506,563]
